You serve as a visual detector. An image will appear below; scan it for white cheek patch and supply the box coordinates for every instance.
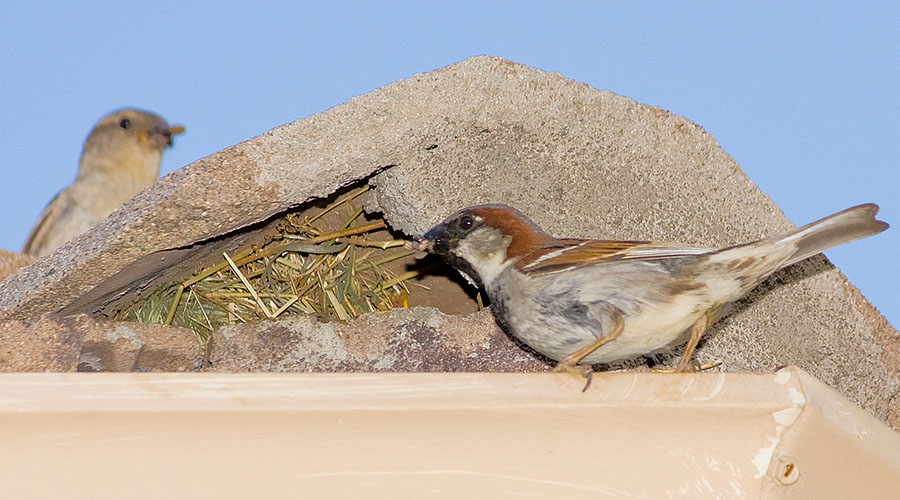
[452,228,513,286]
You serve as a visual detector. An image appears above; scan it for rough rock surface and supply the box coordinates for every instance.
[78,318,200,372]
[0,56,896,424]
[0,314,198,372]
[0,315,81,371]
[0,249,35,283]
[208,307,548,373]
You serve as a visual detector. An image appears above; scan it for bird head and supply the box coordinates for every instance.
[77,108,184,181]
[414,204,552,287]
[83,108,184,156]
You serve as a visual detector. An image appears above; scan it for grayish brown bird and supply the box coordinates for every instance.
[415,203,887,385]
[23,109,184,257]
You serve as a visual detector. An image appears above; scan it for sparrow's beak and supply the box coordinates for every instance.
[408,237,432,259]
[419,224,456,255]
[411,237,431,252]
[147,123,185,148]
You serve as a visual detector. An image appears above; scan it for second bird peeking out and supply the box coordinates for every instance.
[23,109,184,257]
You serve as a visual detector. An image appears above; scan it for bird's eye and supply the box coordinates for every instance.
[458,215,474,230]
[119,118,132,129]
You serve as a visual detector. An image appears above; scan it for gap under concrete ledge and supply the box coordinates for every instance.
[0,367,897,499]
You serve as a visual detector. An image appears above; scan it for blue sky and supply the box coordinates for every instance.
[1,3,897,327]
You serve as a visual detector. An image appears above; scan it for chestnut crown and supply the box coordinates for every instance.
[420,204,553,257]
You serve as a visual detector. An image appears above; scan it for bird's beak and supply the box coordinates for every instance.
[411,237,431,252]
[407,237,432,259]
[412,224,455,256]
[147,123,185,148]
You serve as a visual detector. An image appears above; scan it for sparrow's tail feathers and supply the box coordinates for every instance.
[771,203,888,268]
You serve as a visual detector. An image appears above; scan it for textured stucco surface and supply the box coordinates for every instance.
[0,249,35,283]
[0,56,896,423]
[0,314,198,372]
[208,308,549,373]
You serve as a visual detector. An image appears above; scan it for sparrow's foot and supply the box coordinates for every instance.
[552,362,595,391]
[552,310,624,392]
[651,359,722,374]
[698,360,723,371]
[659,313,715,373]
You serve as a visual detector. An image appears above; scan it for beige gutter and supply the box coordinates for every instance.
[0,367,897,498]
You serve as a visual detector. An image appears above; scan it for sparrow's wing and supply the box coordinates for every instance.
[517,239,715,274]
[22,190,65,256]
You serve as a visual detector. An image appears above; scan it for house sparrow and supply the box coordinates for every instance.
[23,109,184,257]
[413,203,888,383]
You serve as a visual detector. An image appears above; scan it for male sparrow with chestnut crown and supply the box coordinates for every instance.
[23,109,184,257]
[414,203,887,379]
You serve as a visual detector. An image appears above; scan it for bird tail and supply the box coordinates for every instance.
[763,203,888,268]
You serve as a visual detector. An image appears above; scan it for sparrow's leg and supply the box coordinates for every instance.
[653,312,714,373]
[553,311,624,391]
[675,314,709,372]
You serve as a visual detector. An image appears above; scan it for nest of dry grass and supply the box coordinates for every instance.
[117,186,425,343]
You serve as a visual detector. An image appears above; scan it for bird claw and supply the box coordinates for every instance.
[553,363,594,391]
[651,359,722,373]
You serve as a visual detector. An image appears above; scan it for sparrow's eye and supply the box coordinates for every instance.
[119,118,132,129]
[458,215,474,230]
